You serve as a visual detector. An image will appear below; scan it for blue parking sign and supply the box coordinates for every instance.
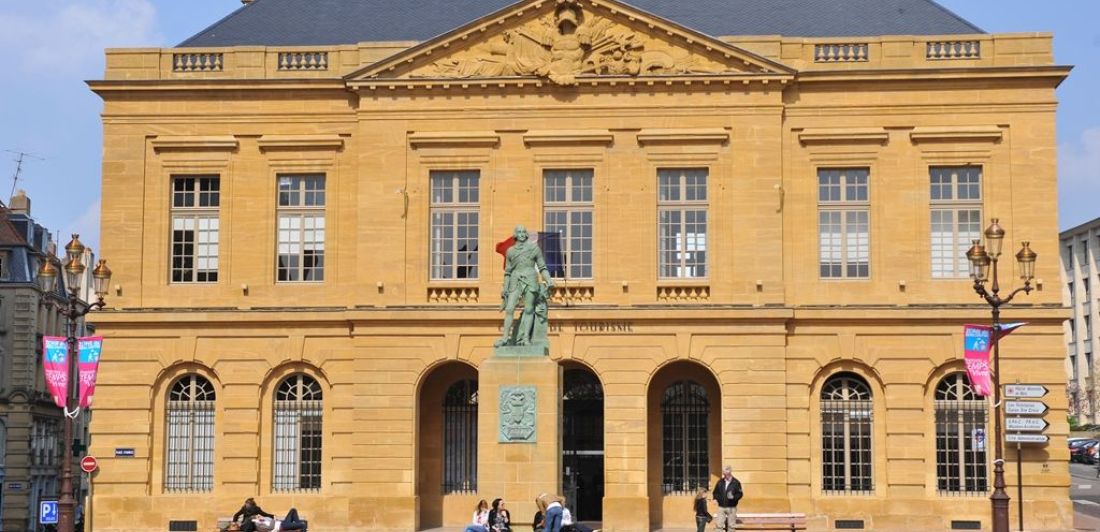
[40,500,59,525]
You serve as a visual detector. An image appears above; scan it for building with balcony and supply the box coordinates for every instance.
[1062,217,1100,423]
[0,191,92,532]
[87,0,1071,530]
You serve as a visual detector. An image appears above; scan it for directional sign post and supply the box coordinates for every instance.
[39,501,58,525]
[1006,433,1049,444]
[1005,401,1049,415]
[1004,384,1049,398]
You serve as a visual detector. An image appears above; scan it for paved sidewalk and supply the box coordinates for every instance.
[1075,508,1100,530]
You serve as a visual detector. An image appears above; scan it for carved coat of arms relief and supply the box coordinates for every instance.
[413,2,732,85]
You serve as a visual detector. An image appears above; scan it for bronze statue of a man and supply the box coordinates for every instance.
[495,225,555,347]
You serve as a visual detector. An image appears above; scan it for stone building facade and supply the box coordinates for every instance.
[0,192,90,532]
[1062,218,1100,423]
[88,0,1071,530]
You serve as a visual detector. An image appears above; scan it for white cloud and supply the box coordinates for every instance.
[63,197,102,254]
[0,0,161,76]
[1059,127,1100,228]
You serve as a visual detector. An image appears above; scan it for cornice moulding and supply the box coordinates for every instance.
[257,135,344,150]
[910,126,1003,142]
[636,128,729,145]
[799,128,889,145]
[523,130,614,146]
[408,131,500,148]
[151,136,238,151]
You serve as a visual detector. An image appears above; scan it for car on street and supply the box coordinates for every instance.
[1071,440,1099,463]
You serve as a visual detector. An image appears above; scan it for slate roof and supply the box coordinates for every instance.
[179,0,983,48]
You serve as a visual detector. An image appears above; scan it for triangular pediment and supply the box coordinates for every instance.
[347,0,794,87]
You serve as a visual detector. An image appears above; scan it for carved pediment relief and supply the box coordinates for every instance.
[349,0,793,87]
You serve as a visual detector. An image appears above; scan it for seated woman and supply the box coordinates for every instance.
[487,498,511,532]
[464,499,491,532]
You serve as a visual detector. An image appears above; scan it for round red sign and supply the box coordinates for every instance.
[80,456,98,473]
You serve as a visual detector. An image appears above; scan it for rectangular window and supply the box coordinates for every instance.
[543,169,594,279]
[277,175,326,282]
[930,167,982,278]
[658,168,708,279]
[430,171,480,280]
[818,168,870,279]
[170,176,220,283]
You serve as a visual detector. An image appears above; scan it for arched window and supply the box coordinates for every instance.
[661,380,709,494]
[935,372,988,494]
[165,374,215,491]
[273,374,323,491]
[443,379,478,493]
[821,373,873,494]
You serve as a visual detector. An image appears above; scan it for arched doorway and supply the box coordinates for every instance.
[416,361,478,530]
[562,365,604,521]
[646,360,721,529]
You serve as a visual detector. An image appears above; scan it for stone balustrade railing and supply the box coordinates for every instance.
[278,51,329,71]
[926,40,982,60]
[105,33,1052,80]
[172,52,223,72]
[814,43,869,63]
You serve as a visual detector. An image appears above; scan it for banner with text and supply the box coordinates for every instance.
[963,325,994,397]
[42,336,69,408]
[78,336,103,408]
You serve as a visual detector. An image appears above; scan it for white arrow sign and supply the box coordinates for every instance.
[1005,384,1048,398]
[1005,401,1049,415]
[1006,433,1049,444]
[1006,417,1049,431]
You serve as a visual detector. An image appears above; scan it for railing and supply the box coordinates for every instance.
[657,285,710,302]
[550,285,594,303]
[104,34,1052,81]
[814,43,868,63]
[926,40,982,60]
[428,286,479,303]
[172,52,223,72]
[278,51,329,71]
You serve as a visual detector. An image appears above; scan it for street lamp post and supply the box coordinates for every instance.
[965,218,1037,532]
[36,235,111,532]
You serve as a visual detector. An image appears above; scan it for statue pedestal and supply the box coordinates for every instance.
[478,353,560,518]
[492,343,549,357]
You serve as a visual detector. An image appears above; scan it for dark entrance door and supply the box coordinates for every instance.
[562,368,604,521]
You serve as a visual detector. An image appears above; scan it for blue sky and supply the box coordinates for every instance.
[0,0,1097,253]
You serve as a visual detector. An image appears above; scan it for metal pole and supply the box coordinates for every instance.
[57,300,77,532]
[1016,442,1023,531]
[989,261,1010,532]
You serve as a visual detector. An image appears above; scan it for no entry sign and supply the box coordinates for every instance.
[80,456,98,473]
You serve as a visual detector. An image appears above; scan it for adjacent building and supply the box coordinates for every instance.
[0,191,91,531]
[1062,217,1100,423]
[88,0,1072,530]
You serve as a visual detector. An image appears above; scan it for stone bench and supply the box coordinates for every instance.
[736,513,808,531]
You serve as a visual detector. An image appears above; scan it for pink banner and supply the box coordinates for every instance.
[42,336,69,408]
[963,325,994,397]
[78,336,103,408]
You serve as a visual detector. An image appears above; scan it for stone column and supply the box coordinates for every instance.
[478,351,561,526]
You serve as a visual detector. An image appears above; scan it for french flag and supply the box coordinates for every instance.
[495,231,565,277]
